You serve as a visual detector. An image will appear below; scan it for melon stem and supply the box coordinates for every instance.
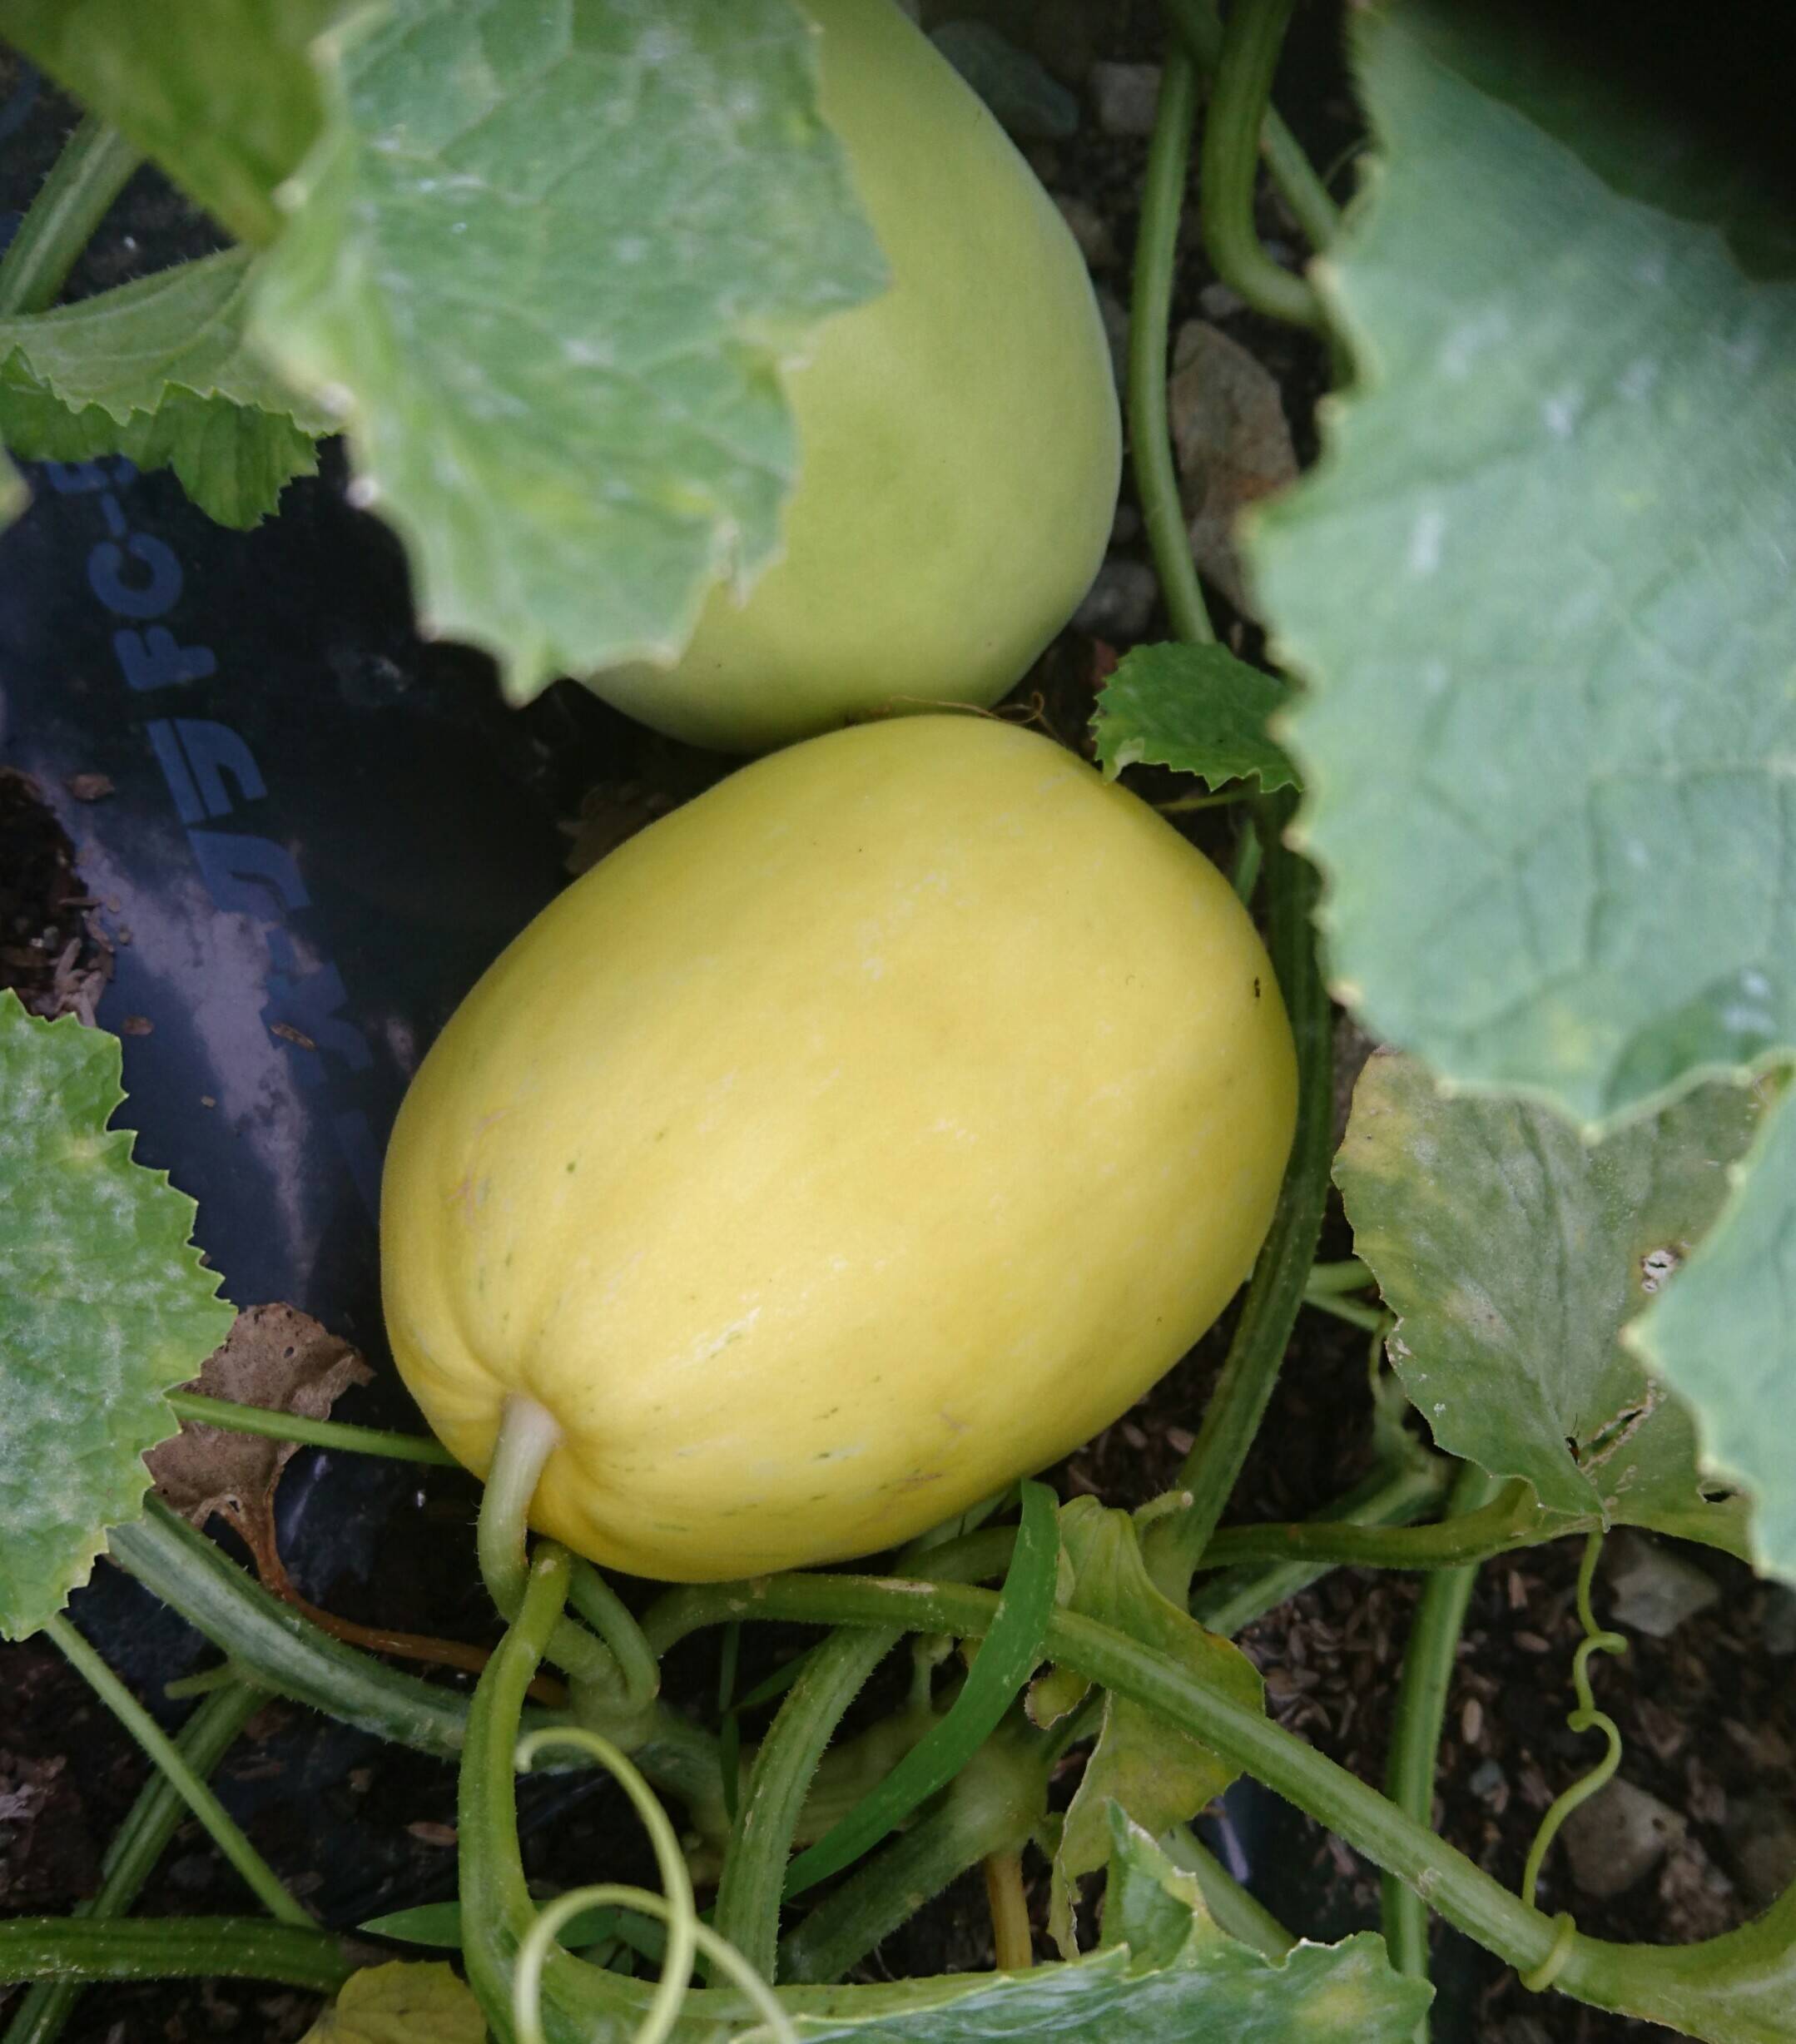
[478,1394,628,1696]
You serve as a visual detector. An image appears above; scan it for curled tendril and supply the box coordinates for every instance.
[513,1884,796,2044]
[1519,1531,1630,1917]
[510,1725,705,2044]
[1520,1910,1580,1994]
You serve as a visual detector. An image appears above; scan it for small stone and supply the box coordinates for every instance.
[1728,1803,1796,1906]
[1657,1836,1736,1941]
[1605,1530,1721,1639]
[1053,192,1114,269]
[1167,320,1298,618]
[1562,1779,1686,1899]
[1074,558,1158,643]
[1468,1757,1506,1800]
[1090,61,1161,136]
[1763,1585,1796,1656]
[166,1851,217,1893]
[1499,2020,1554,2044]
[63,772,115,801]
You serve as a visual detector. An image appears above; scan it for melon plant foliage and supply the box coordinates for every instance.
[1,4,1794,2044]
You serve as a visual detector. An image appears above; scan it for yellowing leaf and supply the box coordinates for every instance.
[1034,1499,1263,1956]
[299,1962,484,2044]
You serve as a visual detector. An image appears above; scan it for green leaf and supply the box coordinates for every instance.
[0,251,331,528]
[1091,643,1297,794]
[1631,1084,1796,1580]
[298,1961,485,2044]
[0,449,22,528]
[0,0,339,247]
[783,1478,1059,1900]
[1336,1049,1759,1542]
[0,994,235,1640]
[360,1898,633,1952]
[1248,1,1796,1127]
[358,1904,464,1950]
[787,1814,1428,2042]
[1027,1498,1263,1957]
[251,0,888,706]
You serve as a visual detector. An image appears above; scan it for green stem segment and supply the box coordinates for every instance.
[1161,0,1338,251]
[478,1395,636,1697]
[1189,1451,1451,1639]
[0,115,141,317]
[2,1679,265,2044]
[107,1501,722,1818]
[0,1919,351,1994]
[1198,0,1328,330]
[1199,1478,1567,1574]
[43,1615,310,1929]
[1305,1258,1373,1296]
[477,1559,1796,2041]
[166,1390,459,1467]
[777,1732,1049,1986]
[645,1573,1567,1978]
[713,1627,899,1982]
[1129,43,1215,646]
[1148,802,1332,1600]
[1163,1829,1295,1959]
[113,1500,480,1759]
[1382,1464,1501,2037]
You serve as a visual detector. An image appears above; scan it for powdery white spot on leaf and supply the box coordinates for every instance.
[0,995,234,1640]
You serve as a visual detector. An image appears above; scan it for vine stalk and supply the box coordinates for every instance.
[43,1615,309,1930]
[1382,1463,1502,2037]
[1129,43,1215,646]
[0,114,140,318]
[1198,0,1328,330]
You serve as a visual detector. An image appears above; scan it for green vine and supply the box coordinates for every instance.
[1,1678,265,2044]
[1160,0,1339,251]
[1382,1464,1503,2037]
[713,1626,899,1981]
[0,1919,350,1995]
[1147,799,1332,1599]
[1198,0,1328,330]
[42,1615,309,1929]
[1129,42,1215,645]
[166,1390,458,1467]
[0,113,141,318]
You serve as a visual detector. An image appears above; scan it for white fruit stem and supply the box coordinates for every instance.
[478,1393,623,1695]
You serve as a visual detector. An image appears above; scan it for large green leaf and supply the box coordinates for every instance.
[1026,1499,1263,1957]
[1250,2,1796,1127]
[0,0,338,248]
[1632,1085,1796,1580]
[0,994,235,1640]
[251,0,887,705]
[1336,1050,1758,1542]
[783,1816,1427,2042]
[1091,643,1297,794]
[0,251,331,527]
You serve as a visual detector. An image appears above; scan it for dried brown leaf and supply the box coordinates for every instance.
[147,1303,370,1571]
